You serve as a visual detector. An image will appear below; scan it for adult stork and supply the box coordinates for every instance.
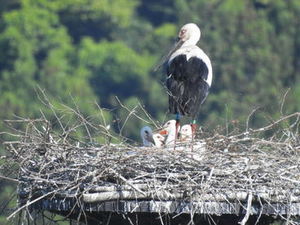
[164,23,212,136]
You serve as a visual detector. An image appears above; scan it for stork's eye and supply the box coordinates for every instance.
[145,130,149,134]
[180,29,187,35]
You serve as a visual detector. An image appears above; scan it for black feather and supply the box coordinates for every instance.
[166,55,210,118]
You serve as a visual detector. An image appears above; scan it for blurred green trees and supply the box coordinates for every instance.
[0,0,300,222]
[1,0,298,138]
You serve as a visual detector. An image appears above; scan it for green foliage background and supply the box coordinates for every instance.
[0,0,299,223]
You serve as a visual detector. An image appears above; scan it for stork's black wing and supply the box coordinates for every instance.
[166,55,209,118]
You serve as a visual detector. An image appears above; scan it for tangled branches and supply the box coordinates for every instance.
[1,97,300,224]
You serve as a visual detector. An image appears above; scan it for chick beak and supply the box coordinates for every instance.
[159,130,168,135]
[146,134,155,145]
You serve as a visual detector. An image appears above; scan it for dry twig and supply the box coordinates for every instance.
[1,99,300,224]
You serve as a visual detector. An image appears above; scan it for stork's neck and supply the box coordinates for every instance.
[165,125,178,145]
[166,132,176,146]
[181,38,199,47]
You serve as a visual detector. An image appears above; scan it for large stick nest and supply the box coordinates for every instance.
[1,97,300,223]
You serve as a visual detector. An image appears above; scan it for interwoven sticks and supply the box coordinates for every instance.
[2,107,300,224]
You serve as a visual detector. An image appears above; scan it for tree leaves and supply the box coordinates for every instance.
[0,0,299,144]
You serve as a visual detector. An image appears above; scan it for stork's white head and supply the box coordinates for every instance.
[178,23,201,47]
[162,120,177,133]
[179,124,193,141]
[154,23,201,71]
[140,126,155,147]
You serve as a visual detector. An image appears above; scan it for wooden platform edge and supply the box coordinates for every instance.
[26,197,300,216]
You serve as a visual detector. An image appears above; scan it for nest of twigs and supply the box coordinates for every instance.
[1,97,300,224]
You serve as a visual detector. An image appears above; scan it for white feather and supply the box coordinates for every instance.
[161,120,180,146]
[168,46,212,87]
[167,23,213,87]
[179,124,193,142]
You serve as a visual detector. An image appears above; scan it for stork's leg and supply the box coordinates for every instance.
[191,119,197,136]
[190,119,197,151]
[174,113,181,150]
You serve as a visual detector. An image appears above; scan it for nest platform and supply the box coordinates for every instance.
[2,112,300,224]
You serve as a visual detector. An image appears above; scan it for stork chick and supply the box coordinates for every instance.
[140,126,165,147]
[159,120,180,147]
[179,124,195,142]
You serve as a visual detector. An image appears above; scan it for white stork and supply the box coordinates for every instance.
[164,23,212,136]
[140,126,165,147]
[159,120,180,146]
[179,124,194,142]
